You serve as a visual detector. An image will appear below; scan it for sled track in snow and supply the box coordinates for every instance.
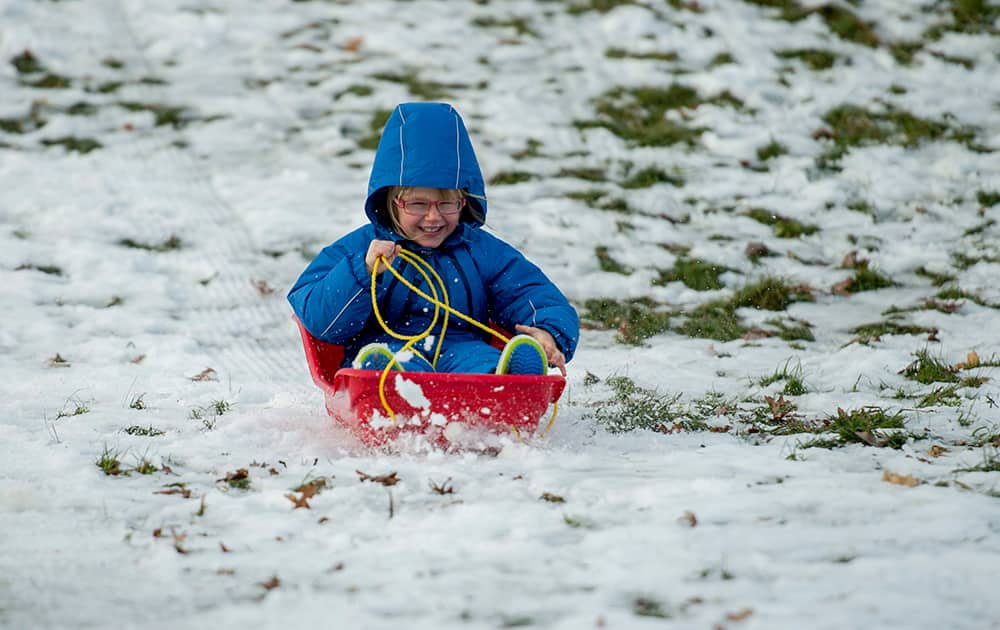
[95,0,307,389]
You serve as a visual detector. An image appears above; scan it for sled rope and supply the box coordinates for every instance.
[370,249,558,436]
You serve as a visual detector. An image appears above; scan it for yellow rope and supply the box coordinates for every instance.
[369,248,557,436]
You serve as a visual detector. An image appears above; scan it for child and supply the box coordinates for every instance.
[288,102,578,376]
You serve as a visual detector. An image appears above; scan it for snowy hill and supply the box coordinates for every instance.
[2,1,999,628]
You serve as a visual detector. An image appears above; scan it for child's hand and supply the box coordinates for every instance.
[515,324,567,376]
[365,240,402,274]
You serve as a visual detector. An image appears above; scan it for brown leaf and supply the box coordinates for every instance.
[154,487,192,499]
[831,277,855,296]
[840,250,865,269]
[357,469,399,486]
[726,608,754,622]
[340,36,364,52]
[252,279,274,296]
[927,444,949,458]
[190,367,218,381]
[540,492,565,503]
[221,468,249,483]
[678,511,698,527]
[854,430,884,447]
[220,542,231,553]
[259,576,281,591]
[285,492,311,509]
[429,478,454,495]
[130,354,146,364]
[744,241,770,258]
[954,351,979,370]
[741,327,777,340]
[882,471,921,487]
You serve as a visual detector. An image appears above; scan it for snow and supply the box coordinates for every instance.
[2,1,1000,629]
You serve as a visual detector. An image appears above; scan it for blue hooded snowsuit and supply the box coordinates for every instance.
[288,102,579,372]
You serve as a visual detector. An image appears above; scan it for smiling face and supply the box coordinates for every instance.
[391,187,463,248]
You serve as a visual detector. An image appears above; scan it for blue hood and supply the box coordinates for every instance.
[365,102,487,228]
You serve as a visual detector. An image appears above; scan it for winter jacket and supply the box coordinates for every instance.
[288,102,579,370]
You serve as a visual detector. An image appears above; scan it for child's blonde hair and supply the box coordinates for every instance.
[385,187,482,235]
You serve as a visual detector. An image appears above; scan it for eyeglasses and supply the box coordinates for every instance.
[395,197,466,216]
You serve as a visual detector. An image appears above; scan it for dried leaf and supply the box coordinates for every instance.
[744,241,770,258]
[190,367,218,382]
[357,469,399,486]
[259,576,281,591]
[340,36,364,52]
[252,279,274,296]
[285,492,311,509]
[840,250,865,269]
[831,277,854,296]
[429,478,454,495]
[927,444,949,458]
[882,471,920,487]
[540,492,565,503]
[954,351,980,370]
[154,487,192,499]
[678,511,697,527]
[726,608,754,622]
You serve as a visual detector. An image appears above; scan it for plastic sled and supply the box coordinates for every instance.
[295,319,566,447]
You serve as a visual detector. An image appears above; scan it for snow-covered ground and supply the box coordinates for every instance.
[2,1,1000,628]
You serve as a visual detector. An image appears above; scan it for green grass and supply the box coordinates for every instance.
[675,299,747,341]
[759,360,808,395]
[605,48,679,62]
[916,385,962,408]
[581,297,672,345]
[490,171,535,185]
[41,137,101,154]
[978,190,1000,207]
[575,84,707,147]
[124,425,165,437]
[357,108,392,150]
[849,320,935,344]
[370,71,464,101]
[756,140,789,161]
[915,266,956,286]
[816,104,979,167]
[586,376,685,433]
[745,208,818,238]
[96,445,124,475]
[595,246,632,274]
[118,235,182,252]
[116,102,190,128]
[471,16,539,38]
[900,349,959,384]
[620,166,685,188]
[775,48,838,70]
[733,277,814,311]
[654,257,728,291]
[764,318,815,342]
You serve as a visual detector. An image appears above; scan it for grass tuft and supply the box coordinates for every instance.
[654,257,728,291]
[581,298,672,345]
[586,376,685,434]
[900,349,959,384]
[745,208,818,238]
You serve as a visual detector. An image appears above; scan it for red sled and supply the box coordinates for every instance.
[295,319,566,448]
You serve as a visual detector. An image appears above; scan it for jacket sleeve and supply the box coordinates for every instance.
[479,234,580,362]
[287,228,387,344]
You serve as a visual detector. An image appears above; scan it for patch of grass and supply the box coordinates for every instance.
[371,71,464,101]
[490,171,535,185]
[132,456,158,475]
[581,297,672,345]
[978,190,1000,207]
[118,234,182,252]
[605,48,679,62]
[357,108,392,150]
[900,349,959,384]
[935,287,990,307]
[849,320,935,344]
[815,4,880,47]
[124,425,165,437]
[675,299,747,341]
[40,137,101,154]
[567,0,637,15]
[822,406,907,448]
[55,403,89,420]
[816,104,979,167]
[595,246,632,275]
[915,266,956,286]
[558,166,609,182]
[759,360,808,395]
[775,48,838,70]
[116,102,191,128]
[96,445,124,475]
[620,166,684,188]
[575,84,706,147]
[834,262,897,294]
[471,16,539,38]
[964,219,995,236]
[25,73,72,89]
[129,394,146,410]
[707,51,735,67]
[916,385,962,408]
[654,257,728,291]
[756,140,788,161]
[765,318,815,342]
[11,50,45,74]
[733,277,814,311]
[633,596,671,619]
[586,376,684,434]
[745,208,818,238]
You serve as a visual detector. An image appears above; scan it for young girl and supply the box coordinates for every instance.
[288,102,578,376]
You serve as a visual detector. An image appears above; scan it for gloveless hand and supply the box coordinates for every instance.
[515,324,567,376]
[365,240,402,274]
